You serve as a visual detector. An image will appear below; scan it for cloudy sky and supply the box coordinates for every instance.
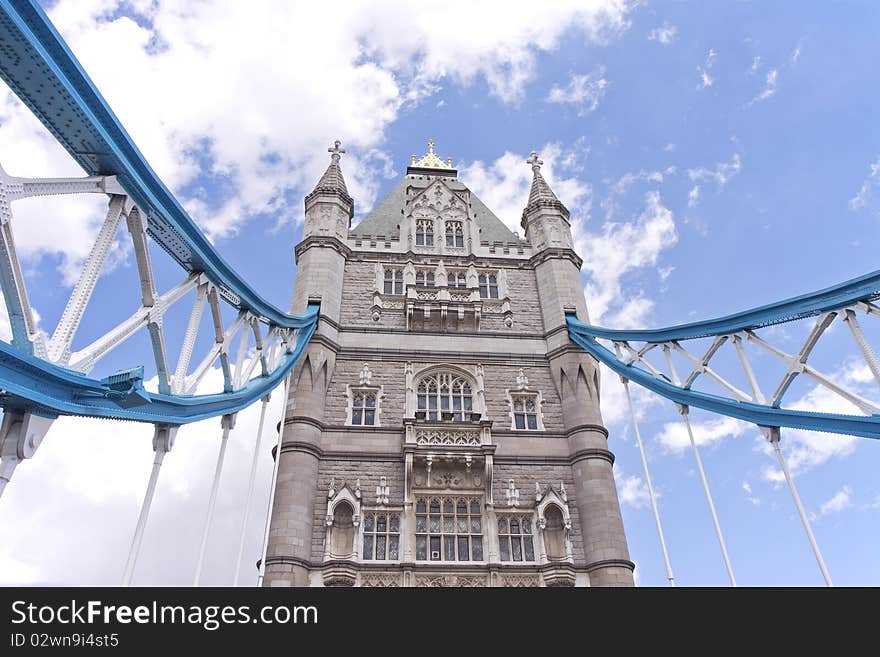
[2,0,880,586]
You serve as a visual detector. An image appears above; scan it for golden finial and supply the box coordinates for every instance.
[411,138,453,170]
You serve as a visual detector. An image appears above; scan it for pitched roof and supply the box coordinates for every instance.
[350,173,523,244]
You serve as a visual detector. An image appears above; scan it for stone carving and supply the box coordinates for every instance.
[375,476,390,505]
[360,572,401,587]
[500,575,540,587]
[414,574,487,587]
[505,479,520,507]
[415,428,481,447]
[359,363,372,386]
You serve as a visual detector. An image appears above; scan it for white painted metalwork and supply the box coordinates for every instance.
[764,427,833,587]
[621,376,675,587]
[234,395,270,586]
[194,413,237,586]
[0,165,300,403]
[677,404,736,586]
[598,304,880,427]
[257,379,291,587]
[123,424,176,586]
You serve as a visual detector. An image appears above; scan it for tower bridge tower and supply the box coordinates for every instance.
[263,140,633,587]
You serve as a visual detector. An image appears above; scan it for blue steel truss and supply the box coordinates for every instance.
[0,0,301,327]
[566,271,880,439]
[0,0,320,425]
[0,304,317,424]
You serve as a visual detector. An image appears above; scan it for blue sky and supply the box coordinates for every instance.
[1,0,879,586]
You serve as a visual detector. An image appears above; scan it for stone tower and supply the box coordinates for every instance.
[263,140,633,587]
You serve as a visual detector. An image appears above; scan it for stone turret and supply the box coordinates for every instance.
[265,141,351,586]
[303,140,354,241]
[524,151,634,586]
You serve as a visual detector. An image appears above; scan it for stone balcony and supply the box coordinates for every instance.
[371,284,511,331]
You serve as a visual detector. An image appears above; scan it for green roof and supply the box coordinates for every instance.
[350,173,524,244]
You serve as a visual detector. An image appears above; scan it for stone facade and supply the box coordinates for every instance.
[263,142,634,587]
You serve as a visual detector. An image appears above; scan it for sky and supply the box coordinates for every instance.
[1,0,880,586]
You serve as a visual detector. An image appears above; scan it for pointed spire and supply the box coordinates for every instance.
[306,139,353,216]
[522,150,569,222]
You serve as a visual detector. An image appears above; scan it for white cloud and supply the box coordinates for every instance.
[547,68,609,114]
[580,190,678,326]
[849,156,880,213]
[648,23,677,45]
[656,415,751,453]
[749,68,778,105]
[614,464,651,509]
[810,486,852,521]
[742,480,761,506]
[459,143,591,237]
[600,167,675,220]
[686,152,742,207]
[760,363,864,482]
[791,39,805,65]
[697,49,716,89]
[0,368,286,585]
[1,0,632,252]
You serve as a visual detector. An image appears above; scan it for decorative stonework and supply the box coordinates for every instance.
[414,574,487,587]
[322,562,358,587]
[505,479,520,507]
[415,428,481,447]
[360,572,401,587]
[500,575,541,587]
[412,459,482,489]
[375,476,390,505]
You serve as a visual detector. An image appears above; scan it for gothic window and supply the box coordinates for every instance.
[416,270,435,287]
[479,273,499,299]
[362,512,400,561]
[447,271,467,288]
[329,501,355,559]
[416,371,473,422]
[512,394,540,430]
[415,496,483,562]
[416,219,434,246]
[350,391,377,426]
[384,268,404,295]
[498,515,536,562]
[543,505,566,561]
[445,221,464,247]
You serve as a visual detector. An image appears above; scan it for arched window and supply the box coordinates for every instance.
[543,505,566,561]
[512,394,539,430]
[329,501,355,559]
[478,273,499,299]
[416,371,473,421]
[447,271,467,288]
[351,391,376,426]
[416,271,435,287]
[416,219,434,246]
[445,221,464,247]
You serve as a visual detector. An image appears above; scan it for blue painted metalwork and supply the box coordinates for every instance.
[573,270,880,343]
[566,312,880,439]
[0,0,302,327]
[0,305,318,425]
